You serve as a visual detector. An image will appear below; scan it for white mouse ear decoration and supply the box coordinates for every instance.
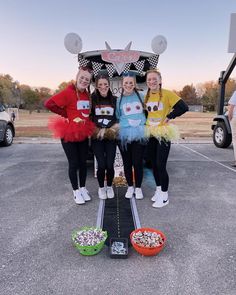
[64,33,83,54]
[151,35,167,55]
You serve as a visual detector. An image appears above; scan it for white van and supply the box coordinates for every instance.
[0,104,15,146]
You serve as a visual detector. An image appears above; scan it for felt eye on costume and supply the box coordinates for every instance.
[146,101,163,112]
[122,102,143,116]
[95,106,114,116]
[77,100,90,110]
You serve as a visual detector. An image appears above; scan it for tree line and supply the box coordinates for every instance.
[0,73,236,113]
[0,74,73,113]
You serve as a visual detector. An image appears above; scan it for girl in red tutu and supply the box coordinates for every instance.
[44,67,95,205]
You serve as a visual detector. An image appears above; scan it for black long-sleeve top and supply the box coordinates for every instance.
[166,99,189,120]
[90,91,117,128]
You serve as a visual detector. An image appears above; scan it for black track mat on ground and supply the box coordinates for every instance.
[103,187,135,246]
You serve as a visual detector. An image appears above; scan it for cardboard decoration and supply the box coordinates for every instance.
[63,32,167,77]
[64,33,83,54]
[101,42,140,75]
[151,35,167,55]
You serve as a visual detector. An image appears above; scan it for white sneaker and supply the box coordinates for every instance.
[152,191,169,208]
[151,186,162,201]
[125,186,134,199]
[80,187,91,201]
[106,186,114,199]
[98,187,107,200]
[135,188,144,199]
[73,190,85,205]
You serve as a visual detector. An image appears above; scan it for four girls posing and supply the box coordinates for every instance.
[45,67,188,207]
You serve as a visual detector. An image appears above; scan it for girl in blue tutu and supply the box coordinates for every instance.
[116,72,147,199]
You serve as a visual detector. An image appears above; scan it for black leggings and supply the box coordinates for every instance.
[118,141,145,188]
[92,139,117,187]
[148,137,171,192]
[61,139,88,190]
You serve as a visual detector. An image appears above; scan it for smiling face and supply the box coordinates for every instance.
[146,72,162,91]
[76,69,92,91]
[146,100,164,126]
[95,105,114,127]
[122,76,135,95]
[96,78,110,97]
[77,100,90,119]
[122,101,144,127]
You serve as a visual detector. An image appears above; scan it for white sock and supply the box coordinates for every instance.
[161,191,168,200]
[73,189,79,196]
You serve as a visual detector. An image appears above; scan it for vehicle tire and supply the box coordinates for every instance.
[213,122,232,148]
[2,125,14,146]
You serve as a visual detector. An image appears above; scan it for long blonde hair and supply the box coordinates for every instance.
[75,66,93,110]
[118,74,145,116]
[145,69,162,105]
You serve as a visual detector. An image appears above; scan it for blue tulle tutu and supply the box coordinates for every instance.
[119,125,147,148]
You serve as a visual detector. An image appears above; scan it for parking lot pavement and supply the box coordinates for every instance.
[0,142,236,295]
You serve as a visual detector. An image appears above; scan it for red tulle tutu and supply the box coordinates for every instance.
[48,116,95,142]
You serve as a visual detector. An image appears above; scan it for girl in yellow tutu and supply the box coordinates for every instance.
[145,69,188,208]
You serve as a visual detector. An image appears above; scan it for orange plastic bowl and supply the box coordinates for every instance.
[130,227,166,256]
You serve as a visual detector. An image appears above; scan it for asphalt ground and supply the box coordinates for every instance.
[0,139,236,295]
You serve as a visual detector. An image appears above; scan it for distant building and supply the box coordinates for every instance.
[188,105,203,112]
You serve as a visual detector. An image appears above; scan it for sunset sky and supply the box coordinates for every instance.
[0,0,236,90]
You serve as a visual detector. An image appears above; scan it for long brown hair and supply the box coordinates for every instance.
[145,69,162,105]
[95,74,114,101]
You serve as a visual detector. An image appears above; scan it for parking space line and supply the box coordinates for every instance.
[181,144,236,173]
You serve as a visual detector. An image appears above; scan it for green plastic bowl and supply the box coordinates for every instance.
[72,227,107,256]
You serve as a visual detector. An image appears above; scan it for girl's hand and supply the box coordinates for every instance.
[110,123,119,132]
[163,118,170,124]
[228,104,234,121]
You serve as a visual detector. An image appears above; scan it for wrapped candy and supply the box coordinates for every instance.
[132,230,164,248]
[73,228,107,246]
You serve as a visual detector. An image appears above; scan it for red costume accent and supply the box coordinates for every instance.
[44,84,95,142]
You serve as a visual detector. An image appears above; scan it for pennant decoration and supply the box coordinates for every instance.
[92,62,103,77]
[133,60,145,75]
[78,54,90,67]
[147,54,159,69]
[105,64,116,78]
[122,63,131,74]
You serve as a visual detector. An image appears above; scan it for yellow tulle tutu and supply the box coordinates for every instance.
[145,124,180,142]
